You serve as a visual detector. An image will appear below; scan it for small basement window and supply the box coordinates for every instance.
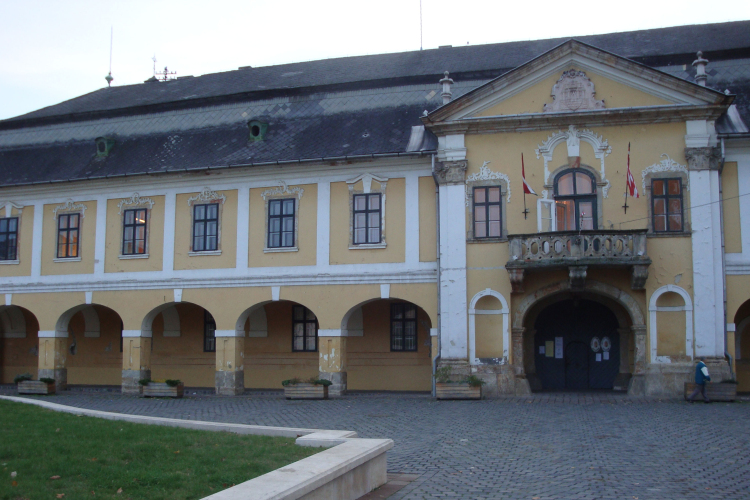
[248,120,268,142]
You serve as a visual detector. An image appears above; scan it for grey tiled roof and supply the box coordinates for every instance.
[4,20,749,123]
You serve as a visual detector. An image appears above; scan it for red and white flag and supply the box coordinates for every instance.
[626,142,639,198]
[522,153,537,195]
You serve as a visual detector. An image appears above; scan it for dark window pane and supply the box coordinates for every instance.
[488,187,500,202]
[652,180,665,196]
[475,222,486,238]
[269,200,280,216]
[653,199,666,215]
[557,173,574,195]
[369,195,380,210]
[668,199,681,215]
[474,189,485,203]
[354,195,366,210]
[668,215,682,231]
[654,215,667,232]
[283,199,294,214]
[668,180,681,195]
[0,219,6,232]
[575,173,593,194]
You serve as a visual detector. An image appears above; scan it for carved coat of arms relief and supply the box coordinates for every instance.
[543,70,605,113]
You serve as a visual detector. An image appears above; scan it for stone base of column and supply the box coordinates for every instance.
[39,368,67,391]
[514,376,531,395]
[215,370,245,396]
[436,359,471,381]
[627,374,646,396]
[320,371,347,396]
[122,369,150,395]
[704,357,732,381]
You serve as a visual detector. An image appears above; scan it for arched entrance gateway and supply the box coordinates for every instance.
[514,280,647,395]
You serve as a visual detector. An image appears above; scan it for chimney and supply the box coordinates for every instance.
[439,71,454,105]
[692,51,709,87]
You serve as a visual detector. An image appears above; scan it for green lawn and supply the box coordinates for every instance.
[0,399,320,500]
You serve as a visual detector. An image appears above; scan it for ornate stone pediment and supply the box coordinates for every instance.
[187,187,227,206]
[465,161,511,206]
[543,70,605,113]
[118,193,155,214]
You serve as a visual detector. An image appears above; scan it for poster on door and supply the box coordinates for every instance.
[555,337,563,359]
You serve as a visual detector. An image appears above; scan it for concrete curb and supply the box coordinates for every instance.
[0,395,393,500]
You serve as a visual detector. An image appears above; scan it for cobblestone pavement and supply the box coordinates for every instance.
[3,387,749,500]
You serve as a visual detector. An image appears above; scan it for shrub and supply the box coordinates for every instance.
[281,377,302,387]
[164,379,182,387]
[434,366,452,383]
[281,377,332,387]
[464,375,485,387]
[39,377,56,384]
[310,378,332,386]
[138,378,152,386]
[14,373,32,384]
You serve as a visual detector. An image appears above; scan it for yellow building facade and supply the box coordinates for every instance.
[2,24,749,396]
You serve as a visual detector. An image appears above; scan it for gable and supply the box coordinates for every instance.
[429,40,731,123]
[474,67,673,118]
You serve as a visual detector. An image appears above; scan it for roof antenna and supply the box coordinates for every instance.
[419,0,423,50]
[105,26,114,87]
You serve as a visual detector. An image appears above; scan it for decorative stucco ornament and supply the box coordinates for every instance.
[187,187,227,206]
[543,70,605,113]
[52,199,87,220]
[601,336,611,352]
[433,160,467,185]
[261,181,304,200]
[641,154,690,191]
[465,161,511,206]
[118,193,155,214]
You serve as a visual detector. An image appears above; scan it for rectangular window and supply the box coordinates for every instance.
[292,305,318,352]
[353,193,381,244]
[391,303,417,352]
[0,217,18,261]
[268,198,295,248]
[652,178,683,232]
[473,187,502,238]
[57,213,80,258]
[193,203,219,252]
[204,311,216,352]
[122,208,148,255]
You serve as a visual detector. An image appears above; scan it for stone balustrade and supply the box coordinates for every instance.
[505,230,651,292]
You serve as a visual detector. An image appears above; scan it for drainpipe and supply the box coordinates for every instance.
[432,153,441,397]
[719,138,735,380]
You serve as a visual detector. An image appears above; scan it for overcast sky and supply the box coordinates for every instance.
[1,0,749,120]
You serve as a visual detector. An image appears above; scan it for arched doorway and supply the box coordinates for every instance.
[534,299,620,391]
[0,306,39,383]
[63,305,124,386]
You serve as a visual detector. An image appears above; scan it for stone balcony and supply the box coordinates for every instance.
[505,230,651,293]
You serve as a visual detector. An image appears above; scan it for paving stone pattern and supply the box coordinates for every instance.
[3,388,749,500]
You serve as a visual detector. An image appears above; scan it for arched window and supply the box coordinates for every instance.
[554,169,597,230]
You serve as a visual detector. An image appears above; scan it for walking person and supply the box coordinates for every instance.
[687,357,711,403]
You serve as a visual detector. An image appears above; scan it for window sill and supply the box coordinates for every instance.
[264,247,298,253]
[188,250,222,256]
[349,242,387,250]
[467,237,508,244]
[0,260,20,265]
[646,232,691,238]
[53,257,82,263]
[119,253,149,260]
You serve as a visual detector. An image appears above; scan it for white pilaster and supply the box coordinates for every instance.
[405,173,420,266]
[31,202,44,277]
[316,181,330,268]
[438,182,468,360]
[236,188,249,270]
[93,196,107,276]
[162,191,176,273]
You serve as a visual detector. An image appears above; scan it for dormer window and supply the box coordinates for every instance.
[248,120,268,142]
[95,137,115,157]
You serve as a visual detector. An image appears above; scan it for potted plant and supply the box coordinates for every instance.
[434,366,484,400]
[282,377,332,400]
[140,378,184,398]
[16,373,56,395]
[684,379,737,402]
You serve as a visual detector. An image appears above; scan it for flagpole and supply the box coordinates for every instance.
[623,142,630,214]
[521,153,530,219]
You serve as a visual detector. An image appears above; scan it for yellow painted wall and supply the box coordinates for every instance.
[104,196,165,273]
[0,307,39,383]
[41,200,96,275]
[330,178,405,264]
[727,275,750,323]
[474,294,505,359]
[244,301,318,388]
[248,184,317,267]
[655,311,687,358]
[419,176,437,262]
[475,67,673,117]
[0,205,33,277]
[347,300,432,391]
[65,306,122,385]
[174,190,237,270]
[722,162,742,254]
[151,303,215,387]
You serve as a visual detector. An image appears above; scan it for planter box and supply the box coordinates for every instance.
[436,383,482,400]
[284,383,328,400]
[17,381,55,395]
[684,382,736,402]
[142,382,184,398]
